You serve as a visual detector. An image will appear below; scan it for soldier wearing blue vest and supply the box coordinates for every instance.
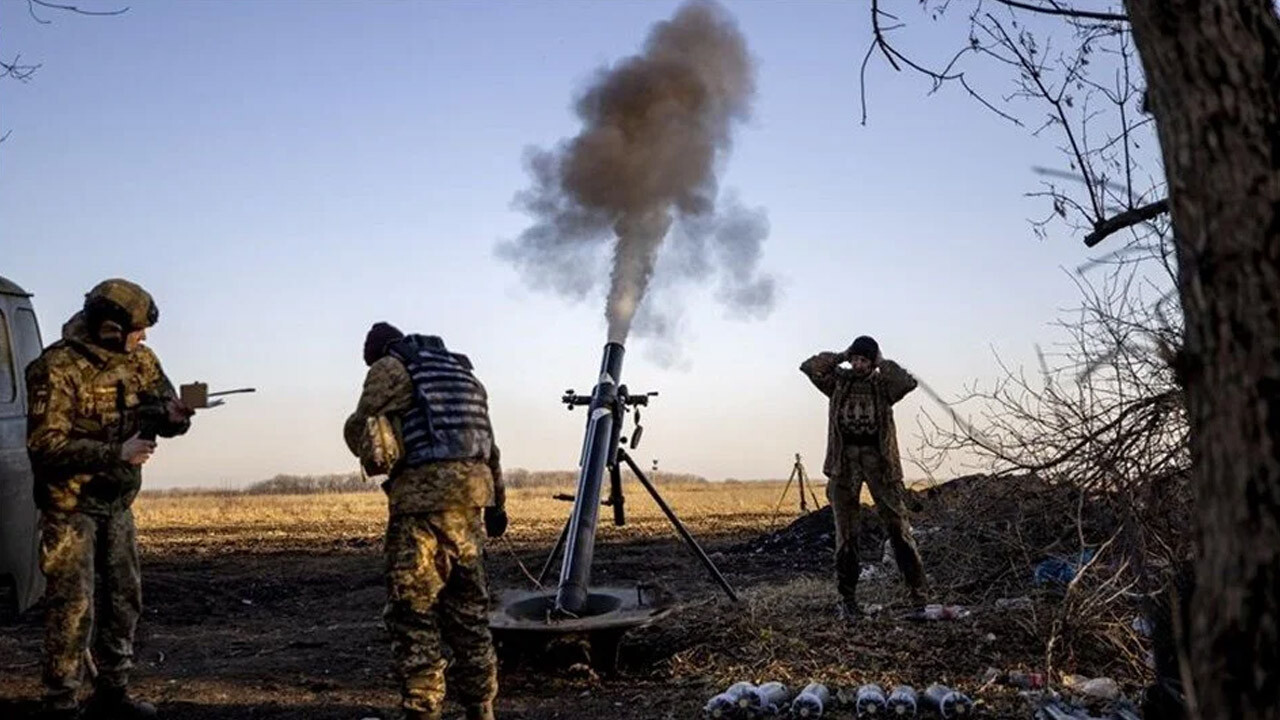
[343,322,507,720]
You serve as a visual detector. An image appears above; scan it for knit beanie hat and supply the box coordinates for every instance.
[363,322,405,366]
[847,335,880,361]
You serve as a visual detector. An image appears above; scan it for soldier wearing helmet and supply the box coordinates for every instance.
[25,279,192,719]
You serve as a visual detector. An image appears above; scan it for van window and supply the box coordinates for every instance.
[0,309,15,403]
[13,307,44,373]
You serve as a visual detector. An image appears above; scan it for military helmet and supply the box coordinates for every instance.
[84,278,159,331]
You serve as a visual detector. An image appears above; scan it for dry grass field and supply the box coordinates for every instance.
[132,480,804,553]
[1,476,1146,719]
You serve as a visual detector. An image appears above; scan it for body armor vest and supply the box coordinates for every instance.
[389,335,493,467]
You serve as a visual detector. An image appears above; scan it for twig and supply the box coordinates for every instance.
[28,0,129,24]
[1,54,42,82]
[866,0,1022,126]
[1033,165,1126,193]
[988,13,1104,219]
[858,39,878,125]
[498,536,545,590]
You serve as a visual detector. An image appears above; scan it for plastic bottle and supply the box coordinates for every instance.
[1005,671,1046,690]
[1063,675,1120,701]
[886,686,918,718]
[1080,677,1119,700]
[916,604,971,621]
[790,683,830,719]
[994,596,1033,611]
[855,684,888,717]
[921,684,974,718]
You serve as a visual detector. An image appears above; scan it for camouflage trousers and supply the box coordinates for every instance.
[39,509,142,710]
[384,507,498,718]
[827,445,926,603]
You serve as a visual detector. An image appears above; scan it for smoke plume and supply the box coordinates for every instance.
[497,0,776,353]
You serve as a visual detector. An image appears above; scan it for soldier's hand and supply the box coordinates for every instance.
[484,506,508,539]
[167,398,195,423]
[120,434,157,466]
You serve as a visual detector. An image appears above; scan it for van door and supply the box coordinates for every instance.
[0,302,45,613]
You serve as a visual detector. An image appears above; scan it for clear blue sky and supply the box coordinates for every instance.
[1,0,1125,487]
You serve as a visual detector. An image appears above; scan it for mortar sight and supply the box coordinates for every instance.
[561,388,657,409]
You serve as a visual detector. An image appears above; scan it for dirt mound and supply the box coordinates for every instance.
[728,475,1003,561]
[730,505,887,564]
[731,473,1124,601]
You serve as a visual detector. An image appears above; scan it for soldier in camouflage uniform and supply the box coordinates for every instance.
[344,322,506,720]
[26,279,192,719]
[801,335,927,619]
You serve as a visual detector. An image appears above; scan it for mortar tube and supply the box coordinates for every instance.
[554,342,625,614]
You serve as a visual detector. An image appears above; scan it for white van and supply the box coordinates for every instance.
[0,275,46,614]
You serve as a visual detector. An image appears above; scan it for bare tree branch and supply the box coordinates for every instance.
[5,0,129,139]
[1,55,42,82]
[864,0,1023,126]
[872,4,1166,254]
[1084,198,1170,246]
[993,0,1129,23]
[859,36,879,125]
[1034,165,1126,193]
[28,0,129,24]
[986,13,1107,218]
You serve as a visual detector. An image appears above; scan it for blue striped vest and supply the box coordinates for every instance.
[388,335,493,467]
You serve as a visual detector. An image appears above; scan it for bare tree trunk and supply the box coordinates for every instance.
[1124,2,1280,718]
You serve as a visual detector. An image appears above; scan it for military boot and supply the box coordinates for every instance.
[84,686,157,719]
[836,598,863,624]
[465,702,496,720]
[908,581,931,607]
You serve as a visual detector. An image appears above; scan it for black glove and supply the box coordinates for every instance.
[484,506,508,539]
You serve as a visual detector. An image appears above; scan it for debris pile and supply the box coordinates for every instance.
[644,473,1167,719]
[731,473,1124,602]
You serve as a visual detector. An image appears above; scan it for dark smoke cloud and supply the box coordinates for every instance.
[496,0,776,357]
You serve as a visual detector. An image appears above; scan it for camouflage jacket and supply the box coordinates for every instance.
[800,352,917,481]
[343,355,504,516]
[26,313,190,515]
